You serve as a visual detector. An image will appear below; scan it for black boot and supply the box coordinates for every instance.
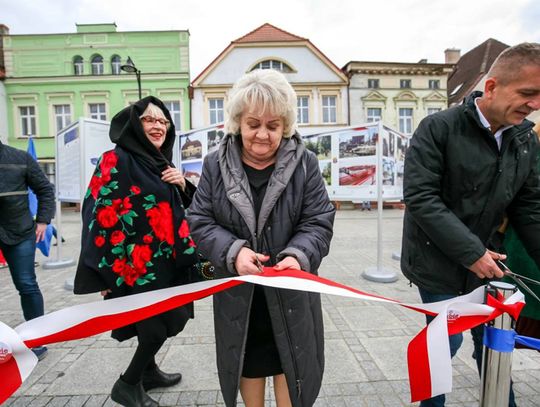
[142,365,182,391]
[111,376,158,407]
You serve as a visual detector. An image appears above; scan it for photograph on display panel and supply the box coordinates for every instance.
[181,161,203,186]
[304,134,331,160]
[181,134,204,160]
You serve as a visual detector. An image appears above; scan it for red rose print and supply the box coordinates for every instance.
[97,206,119,228]
[146,201,174,245]
[94,235,106,247]
[131,244,153,271]
[143,234,153,244]
[110,230,126,246]
[130,185,141,195]
[188,238,196,247]
[99,151,118,178]
[111,258,139,287]
[112,257,127,274]
[122,264,139,286]
[112,197,132,215]
[178,219,190,239]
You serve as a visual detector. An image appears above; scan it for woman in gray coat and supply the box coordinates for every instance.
[187,69,335,407]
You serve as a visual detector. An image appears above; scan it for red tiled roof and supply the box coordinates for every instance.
[233,23,306,43]
[191,23,346,87]
[448,38,509,105]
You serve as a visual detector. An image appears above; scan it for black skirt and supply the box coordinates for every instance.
[242,286,283,378]
[111,302,193,343]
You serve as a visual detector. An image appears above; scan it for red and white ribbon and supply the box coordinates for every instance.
[0,269,524,404]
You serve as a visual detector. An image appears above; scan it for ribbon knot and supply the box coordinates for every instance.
[486,294,524,320]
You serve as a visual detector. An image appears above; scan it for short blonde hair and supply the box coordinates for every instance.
[225,69,297,138]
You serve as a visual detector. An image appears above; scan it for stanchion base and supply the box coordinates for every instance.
[64,277,74,291]
[362,266,398,283]
[391,251,401,261]
[42,258,76,270]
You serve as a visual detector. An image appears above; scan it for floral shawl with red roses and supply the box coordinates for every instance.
[74,147,198,298]
[74,96,200,341]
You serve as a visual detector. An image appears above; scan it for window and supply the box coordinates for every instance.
[400,79,411,89]
[91,55,104,75]
[54,105,72,133]
[297,96,309,124]
[322,96,337,123]
[252,59,293,73]
[427,107,441,115]
[429,80,440,90]
[399,108,413,134]
[19,106,36,136]
[89,103,106,120]
[164,101,181,129]
[111,55,121,75]
[367,79,379,89]
[208,98,224,125]
[366,108,382,123]
[73,56,84,75]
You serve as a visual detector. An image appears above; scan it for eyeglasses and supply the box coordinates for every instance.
[141,116,170,127]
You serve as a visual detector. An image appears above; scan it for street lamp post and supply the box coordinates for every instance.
[121,56,142,100]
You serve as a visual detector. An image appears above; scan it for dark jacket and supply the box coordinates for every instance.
[0,141,55,245]
[401,91,540,295]
[187,133,335,407]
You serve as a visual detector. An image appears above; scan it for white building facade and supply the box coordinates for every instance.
[190,23,348,135]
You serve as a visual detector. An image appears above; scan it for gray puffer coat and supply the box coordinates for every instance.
[187,132,335,407]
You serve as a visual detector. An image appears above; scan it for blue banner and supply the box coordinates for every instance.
[27,137,54,257]
[483,325,540,352]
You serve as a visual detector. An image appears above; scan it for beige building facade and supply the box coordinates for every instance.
[344,61,454,135]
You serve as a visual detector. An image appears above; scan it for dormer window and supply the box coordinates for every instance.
[252,59,293,73]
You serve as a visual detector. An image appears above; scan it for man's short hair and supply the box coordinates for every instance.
[488,42,540,84]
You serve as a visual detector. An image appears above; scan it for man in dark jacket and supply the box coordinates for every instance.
[401,42,540,407]
[0,140,55,360]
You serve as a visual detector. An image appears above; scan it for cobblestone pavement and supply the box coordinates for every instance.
[1,207,539,406]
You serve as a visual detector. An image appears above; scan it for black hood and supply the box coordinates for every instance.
[109,96,176,173]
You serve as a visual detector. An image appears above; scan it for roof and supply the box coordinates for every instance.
[447,38,509,105]
[191,23,347,86]
[233,23,306,43]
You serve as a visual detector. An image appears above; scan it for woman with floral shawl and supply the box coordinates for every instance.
[74,96,198,407]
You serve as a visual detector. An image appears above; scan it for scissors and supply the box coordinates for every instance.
[255,255,264,273]
[496,259,540,304]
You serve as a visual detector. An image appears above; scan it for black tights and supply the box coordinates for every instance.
[122,339,165,385]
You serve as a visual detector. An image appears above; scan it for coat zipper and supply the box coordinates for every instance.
[275,289,302,400]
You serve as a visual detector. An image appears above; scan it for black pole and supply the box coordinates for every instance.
[136,70,142,100]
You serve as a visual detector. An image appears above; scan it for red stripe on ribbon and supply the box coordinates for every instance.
[24,280,243,349]
[408,327,432,402]
[0,358,23,404]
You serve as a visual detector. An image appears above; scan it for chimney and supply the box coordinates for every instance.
[445,48,461,64]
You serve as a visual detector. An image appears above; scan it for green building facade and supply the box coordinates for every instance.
[2,23,190,175]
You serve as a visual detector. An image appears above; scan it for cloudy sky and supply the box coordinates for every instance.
[2,0,539,76]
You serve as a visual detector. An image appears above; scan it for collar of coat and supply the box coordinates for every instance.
[218,132,305,240]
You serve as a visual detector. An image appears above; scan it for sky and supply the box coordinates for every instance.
[2,0,540,77]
